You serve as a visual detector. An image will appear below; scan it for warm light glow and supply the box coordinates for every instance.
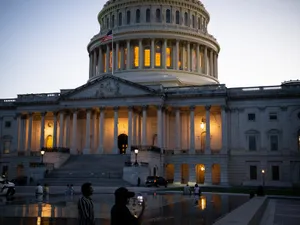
[46,135,53,148]
[200,166,205,171]
[37,217,41,225]
[199,196,206,210]
[109,51,112,70]
[144,48,150,67]
[118,49,121,69]
[262,169,265,174]
[41,150,45,155]
[155,45,161,67]
[124,48,127,68]
[200,122,205,129]
[166,47,171,67]
[134,149,139,154]
[134,46,139,67]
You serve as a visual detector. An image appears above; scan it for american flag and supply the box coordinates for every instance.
[100,30,112,43]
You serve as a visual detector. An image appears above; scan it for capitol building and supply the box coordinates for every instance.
[0,0,300,187]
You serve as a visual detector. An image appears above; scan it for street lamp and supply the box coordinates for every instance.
[261,169,265,186]
[41,149,45,164]
[134,149,139,166]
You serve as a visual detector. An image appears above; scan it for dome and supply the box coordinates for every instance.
[87,0,220,86]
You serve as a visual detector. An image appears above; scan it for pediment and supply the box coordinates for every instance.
[61,75,159,100]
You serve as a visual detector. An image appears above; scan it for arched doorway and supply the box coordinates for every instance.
[46,135,53,148]
[201,132,206,151]
[118,134,128,154]
[212,164,221,185]
[195,164,205,184]
[165,164,174,183]
[181,164,189,184]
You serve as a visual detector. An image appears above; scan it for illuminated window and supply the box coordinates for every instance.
[124,48,127,68]
[146,9,150,22]
[192,48,196,71]
[118,13,122,26]
[183,46,188,70]
[109,51,112,71]
[156,9,161,22]
[166,9,171,23]
[178,46,182,70]
[155,44,161,67]
[103,53,106,72]
[133,46,139,67]
[127,11,131,24]
[136,9,140,23]
[118,49,121,69]
[184,12,188,26]
[144,48,150,67]
[166,47,171,68]
[176,11,180,24]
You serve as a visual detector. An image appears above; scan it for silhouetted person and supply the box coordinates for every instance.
[137,177,141,187]
[111,187,145,225]
[78,182,95,225]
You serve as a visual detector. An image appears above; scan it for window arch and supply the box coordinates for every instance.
[155,41,162,67]
[184,12,188,26]
[146,9,151,22]
[176,11,180,24]
[126,11,131,24]
[118,12,122,26]
[111,15,115,28]
[136,9,140,23]
[166,9,171,23]
[156,9,161,22]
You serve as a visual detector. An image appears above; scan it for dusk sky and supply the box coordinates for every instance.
[0,0,299,98]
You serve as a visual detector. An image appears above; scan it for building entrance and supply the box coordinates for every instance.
[118,134,128,154]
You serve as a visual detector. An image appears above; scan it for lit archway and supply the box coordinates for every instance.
[165,164,174,183]
[212,164,221,185]
[195,164,205,184]
[181,164,189,184]
[201,132,206,151]
[46,135,53,148]
[118,134,128,154]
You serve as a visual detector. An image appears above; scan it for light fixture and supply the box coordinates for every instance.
[41,150,45,156]
[134,149,139,166]
[200,166,205,171]
[200,118,205,129]
[261,169,265,174]
[134,149,139,154]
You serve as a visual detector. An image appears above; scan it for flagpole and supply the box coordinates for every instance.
[112,29,114,75]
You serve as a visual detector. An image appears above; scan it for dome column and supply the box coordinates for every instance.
[106,45,110,73]
[113,107,119,154]
[142,105,147,146]
[204,46,208,75]
[120,45,124,70]
[89,54,93,78]
[139,39,143,69]
[116,42,119,72]
[214,53,218,78]
[187,42,191,71]
[97,107,105,154]
[151,39,155,69]
[210,49,214,76]
[196,44,200,73]
[189,106,195,154]
[163,39,167,69]
[93,50,97,77]
[126,40,131,70]
[175,40,179,70]
[71,109,77,155]
[98,47,103,75]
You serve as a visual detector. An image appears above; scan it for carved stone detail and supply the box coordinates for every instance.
[205,105,211,111]
[95,80,120,97]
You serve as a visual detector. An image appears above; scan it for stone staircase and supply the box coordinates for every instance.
[41,154,132,187]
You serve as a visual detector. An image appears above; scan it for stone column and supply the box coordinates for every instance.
[71,110,77,155]
[165,111,170,149]
[163,39,167,69]
[84,109,91,154]
[40,112,46,149]
[139,39,143,69]
[0,116,2,152]
[98,47,103,74]
[127,106,133,154]
[175,108,181,151]
[120,45,124,70]
[89,53,93,78]
[142,105,147,146]
[221,162,229,185]
[116,42,119,72]
[126,40,131,70]
[92,111,97,152]
[215,53,218,78]
[259,107,266,151]
[98,107,105,154]
[93,50,97,77]
[189,106,195,154]
[52,112,58,148]
[113,107,119,154]
[281,107,289,151]
[16,114,21,151]
[221,106,228,154]
[196,44,200,73]
[205,105,211,154]
[175,40,179,70]
[157,105,163,149]
[151,39,155,69]
[132,111,137,146]
[204,163,212,184]
[204,46,208,75]
[59,112,64,147]
[27,113,33,151]
[106,45,110,73]
[210,49,214,76]
[187,42,191,71]
[214,53,217,78]
[64,113,70,148]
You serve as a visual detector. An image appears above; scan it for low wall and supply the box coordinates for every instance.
[123,166,149,186]
[43,152,70,169]
[213,196,268,225]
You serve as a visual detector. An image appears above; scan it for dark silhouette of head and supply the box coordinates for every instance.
[81,182,93,197]
[114,187,135,205]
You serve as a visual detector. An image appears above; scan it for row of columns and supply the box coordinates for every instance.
[16,104,228,154]
[89,39,218,78]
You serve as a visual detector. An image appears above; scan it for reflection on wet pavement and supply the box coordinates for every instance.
[0,193,249,225]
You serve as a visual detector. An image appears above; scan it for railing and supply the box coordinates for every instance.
[124,161,149,167]
[163,84,226,95]
[0,98,17,106]
[17,92,60,102]
[41,147,70,153]
[131,145,161,153]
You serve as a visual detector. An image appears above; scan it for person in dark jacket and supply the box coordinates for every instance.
[111,187,145,225]
[78,182,95,225]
